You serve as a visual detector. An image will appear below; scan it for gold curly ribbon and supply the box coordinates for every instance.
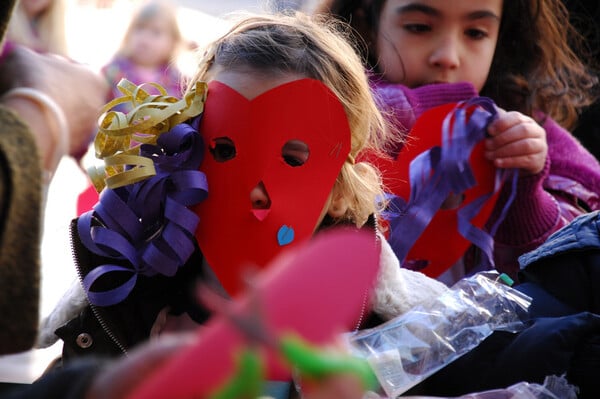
[88,78,207,192]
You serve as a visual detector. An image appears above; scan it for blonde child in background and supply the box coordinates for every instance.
[101,0,186,104]
[75,0,187,212]
[7,0,68,56]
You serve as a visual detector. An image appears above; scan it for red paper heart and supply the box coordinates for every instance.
[369,103,499,277]
[128,228,380,399]
[194,79,351,295]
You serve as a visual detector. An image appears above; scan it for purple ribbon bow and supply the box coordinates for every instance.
[78,120,208,306]
[385,97,518,272]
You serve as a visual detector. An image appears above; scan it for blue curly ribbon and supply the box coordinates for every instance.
[78,121,208,306]
[385,97,518,272]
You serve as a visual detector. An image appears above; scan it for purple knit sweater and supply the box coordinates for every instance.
[371,78,600,280]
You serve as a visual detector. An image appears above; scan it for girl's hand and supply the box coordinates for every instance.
[484,108,548,175]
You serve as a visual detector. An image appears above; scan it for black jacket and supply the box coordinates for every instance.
[405,212,600,398]
[55,214,380,364]
[55,218,210,363]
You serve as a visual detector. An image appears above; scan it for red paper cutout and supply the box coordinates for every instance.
[128,228,379,399]
[369,103,499,277]
[194,79,351,295]
[76,182,98,216]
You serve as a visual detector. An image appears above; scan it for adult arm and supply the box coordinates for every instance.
[0,44,109,169]
[0,106,42,355]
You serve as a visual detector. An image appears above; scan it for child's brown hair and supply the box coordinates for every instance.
[317,0,598,130]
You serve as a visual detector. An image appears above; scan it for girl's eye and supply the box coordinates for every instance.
[465,28,488,40]
[210,137,236,162]
[404,23,431,34]
[282,140,310,167]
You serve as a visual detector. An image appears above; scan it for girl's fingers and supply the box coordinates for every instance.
[485,136,545,159]
[489,153,546,174]
[487,118,544,148]
[485,111,547,174]
[488,109,533,135]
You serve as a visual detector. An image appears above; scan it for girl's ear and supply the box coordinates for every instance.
[327,185,350,219]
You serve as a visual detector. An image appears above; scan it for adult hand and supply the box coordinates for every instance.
[0,45,108,159]
[85,333,197,399]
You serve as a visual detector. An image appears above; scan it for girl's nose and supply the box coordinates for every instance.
[250,181,271,209]
[429,37,460,69]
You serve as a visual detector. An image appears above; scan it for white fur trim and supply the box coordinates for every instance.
[36,235,448,346]
[36,279,88,348]
[372,236,449,320]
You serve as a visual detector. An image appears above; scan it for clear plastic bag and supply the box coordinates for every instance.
[448,375,578,399]
[346,271,532,398]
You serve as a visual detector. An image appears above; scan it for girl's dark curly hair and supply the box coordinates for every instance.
[316,0,598,130]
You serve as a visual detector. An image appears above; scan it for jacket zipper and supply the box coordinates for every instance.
[70,222,128,355]
[354,290,369,331]
[354,215,381,331]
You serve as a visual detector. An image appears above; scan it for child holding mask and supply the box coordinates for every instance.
[317,0,600,282]
[39,14,447,398]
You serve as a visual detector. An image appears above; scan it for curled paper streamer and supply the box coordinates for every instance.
[77,78,209,306]
[79,122,208,306]
[89,78,207,191]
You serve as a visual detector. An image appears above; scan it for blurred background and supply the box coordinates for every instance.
[1,0,318,383]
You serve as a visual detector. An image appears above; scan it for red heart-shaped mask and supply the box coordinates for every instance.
[194,79,351,295]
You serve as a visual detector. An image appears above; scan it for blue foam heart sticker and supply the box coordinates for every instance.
[277,225,294,246]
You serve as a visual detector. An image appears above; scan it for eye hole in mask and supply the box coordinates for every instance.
[210,137,236,162]
[282,139,310,167]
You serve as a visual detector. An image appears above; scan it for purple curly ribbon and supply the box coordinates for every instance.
[385,97,518,272]
[78,121,208,306]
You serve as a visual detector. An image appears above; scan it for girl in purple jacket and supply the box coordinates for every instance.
[101,0,185,106]
[316,0,600,283]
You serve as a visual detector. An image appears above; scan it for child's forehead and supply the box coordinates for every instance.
[134,14,166,28]
[136,4,162,19]
[130,15,176,39]
[133,4,174,26]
